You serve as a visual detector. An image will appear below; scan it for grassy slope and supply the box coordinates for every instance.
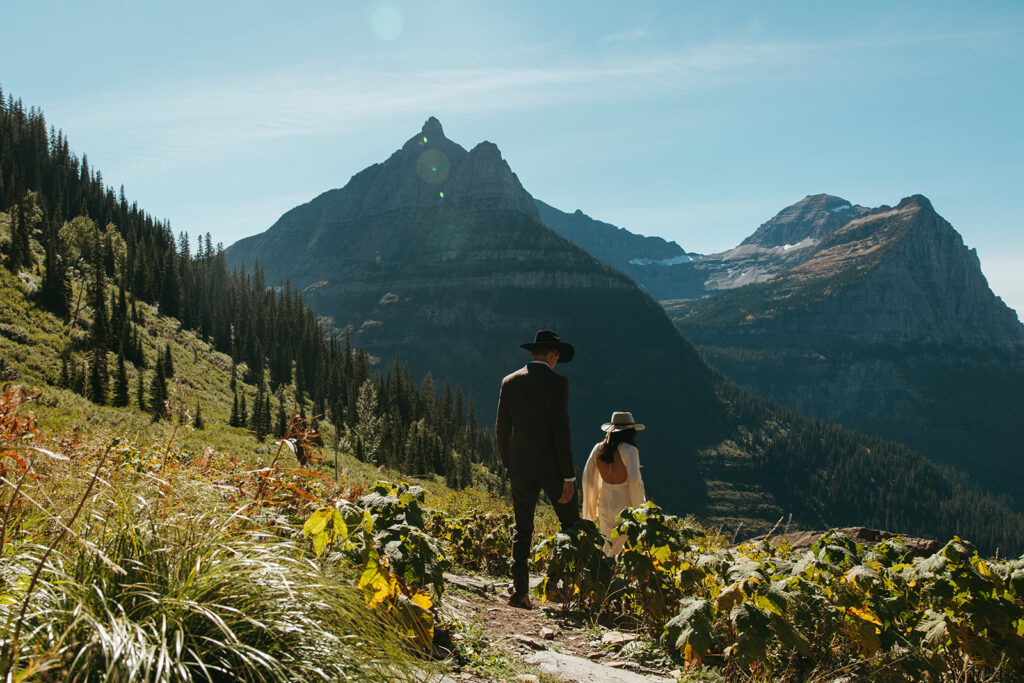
[0,264,548,526]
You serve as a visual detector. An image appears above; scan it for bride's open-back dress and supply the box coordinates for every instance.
[581,442,646,556]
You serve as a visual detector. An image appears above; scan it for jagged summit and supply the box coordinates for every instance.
[741,193,867,248]
[895,194,933,211]
[421,116,445,140]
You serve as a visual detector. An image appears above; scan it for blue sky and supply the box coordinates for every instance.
[2,1,1022,315]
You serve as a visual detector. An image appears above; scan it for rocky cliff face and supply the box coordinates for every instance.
[667,194,1024,507]
[676,195,1024,348]
[804,196,1023,346]
[740,194,869,248]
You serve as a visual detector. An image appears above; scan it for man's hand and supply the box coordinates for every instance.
[558,480,575,504]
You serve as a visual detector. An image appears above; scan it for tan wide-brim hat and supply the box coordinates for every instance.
[601,411,645,433]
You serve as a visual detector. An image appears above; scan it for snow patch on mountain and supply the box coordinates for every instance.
[629,254,693,266]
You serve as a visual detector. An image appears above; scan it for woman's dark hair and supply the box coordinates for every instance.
[598,428,637,463]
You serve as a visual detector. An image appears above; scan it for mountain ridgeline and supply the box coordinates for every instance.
[226,118,1024,552]
[660,195,1024,508]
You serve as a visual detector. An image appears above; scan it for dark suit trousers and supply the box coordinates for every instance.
[510,477,581,595]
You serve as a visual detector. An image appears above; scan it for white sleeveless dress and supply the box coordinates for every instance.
[581,443,646,556]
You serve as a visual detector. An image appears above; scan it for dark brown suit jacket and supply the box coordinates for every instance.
[495,362,573,482]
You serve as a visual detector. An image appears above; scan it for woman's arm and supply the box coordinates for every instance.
[622,444,646,508]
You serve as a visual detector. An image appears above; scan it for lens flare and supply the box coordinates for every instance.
[371,6,403,41]
[416,149,449,184]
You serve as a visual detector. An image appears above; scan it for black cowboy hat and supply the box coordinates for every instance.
[520,329,575,363]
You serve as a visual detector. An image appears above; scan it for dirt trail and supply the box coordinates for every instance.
[439,573,677,682]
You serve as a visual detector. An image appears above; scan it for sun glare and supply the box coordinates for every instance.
[371,6,403,41]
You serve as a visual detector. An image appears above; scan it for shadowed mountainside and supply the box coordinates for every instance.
[225,119,1024,551]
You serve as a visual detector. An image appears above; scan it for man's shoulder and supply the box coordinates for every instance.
[501,363,568,389]
[501,365,529,385]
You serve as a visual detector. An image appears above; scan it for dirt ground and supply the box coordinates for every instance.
[437,573,680,681]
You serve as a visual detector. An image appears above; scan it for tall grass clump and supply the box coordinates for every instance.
[0,385,421,681]
[1,497,419,681]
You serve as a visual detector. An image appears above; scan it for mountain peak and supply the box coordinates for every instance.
[896,194,934,212]
[421,116,445,141]
[741,193,864,248]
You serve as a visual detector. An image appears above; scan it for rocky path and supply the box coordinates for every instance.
[437,573,677,682]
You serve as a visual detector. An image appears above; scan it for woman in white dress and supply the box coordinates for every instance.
[581,411,646,557]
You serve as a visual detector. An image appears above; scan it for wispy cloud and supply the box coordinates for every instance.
[55,42,797,166]
[51,23,1017,178]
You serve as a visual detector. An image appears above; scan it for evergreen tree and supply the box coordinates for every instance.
[108,282,128,351]
[193,403,204,429]
[112,349,129,407]
[6,199,31,272]
[229,391,240,427]
[457,450,472,488]
[253,373,268,441]
[87,246,109,404]
[149,364,167,420]
[40,219,68,316]
[136,369,146,412]
[162,343,174,377]
[275,401,288,438]
[159,249,180,318]
[240,392,248,428]
[263,394,271,440]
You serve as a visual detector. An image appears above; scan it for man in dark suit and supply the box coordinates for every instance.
[496,329,581,609]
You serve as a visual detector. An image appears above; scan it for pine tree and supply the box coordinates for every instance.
[112,349,129,407]
[108,282,128,351]
[40,220,68,316]
[253,373,268,441]
[136,369,146,412]
[149,364,167,420]
[263,394,271,439]
[275,401,288,438]
[6,199,31,272]
[229,391,240,427]
[240,392,248,428]
[88,250,110,405]
[160,249,180,318]
[163,343,174,377]
[193,403,204,429]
